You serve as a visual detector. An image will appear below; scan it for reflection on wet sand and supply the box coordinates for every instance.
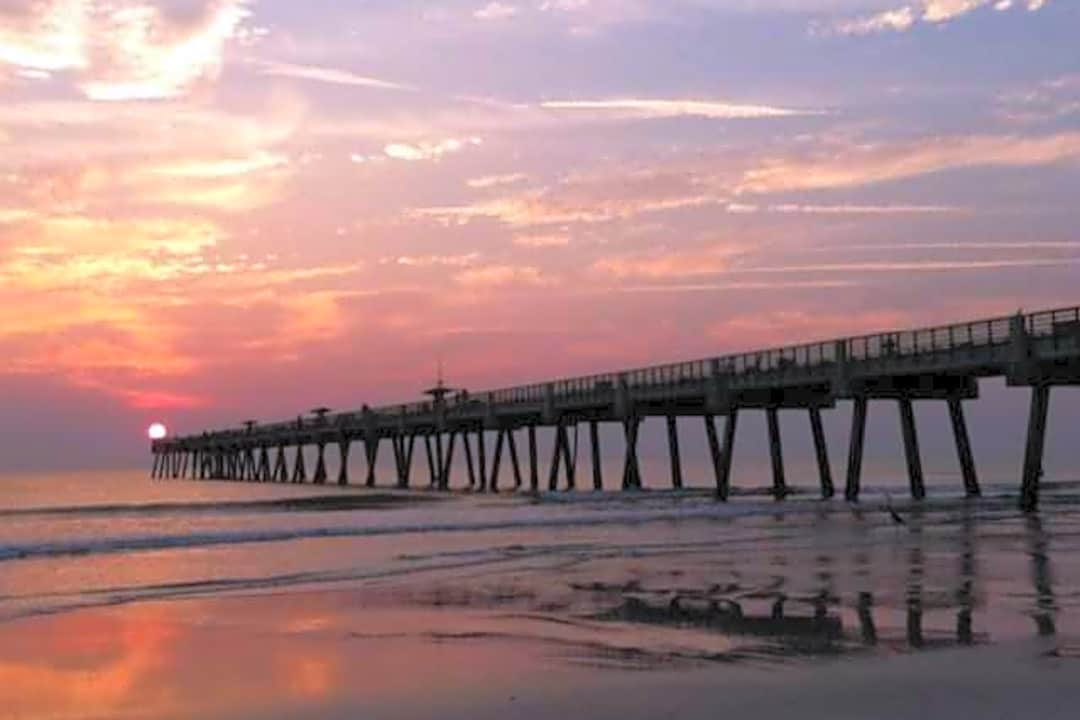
[1028,515,1057,638]
[0,502,1075,719]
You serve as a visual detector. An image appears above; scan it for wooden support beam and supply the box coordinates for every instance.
[508,429,523,490]
[273,445,288,483]
[490,428,506,492]
[365,437,380,488]
[719,411,738,500]
[898,397,926,500]
[292,445,307,484]
[151,452,160,479]
[313,442,328,484]
[424,433,437,488]
[258,446,271,482]
[705,415,722,498]
[462,431,476,489]
[667,415,683,490]
[948,397,980,497]
[767,407,787,500]
[1021,385,1051,512]
[432,433,443,489]
[845,396,868,501]
[590,420,603,492]
[440,431,457,491]
[337,439,351,486]
[548,423,563,492]
[396,435,416,489]
[528,425,539,493]
[477,430,488,493]
[622,417,642,490]
[561,422,577,491]
[809,407,834,499]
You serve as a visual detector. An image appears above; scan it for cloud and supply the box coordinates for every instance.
[467,173,527,189]
[415,167,723,227]
[833,0,1052,35]
[833,6,916,33]
[738,132,1080,194]
[998,74,1080,124]
[455,264,548,286]
[729,203,966,215]
[384,137,482,162]
[730,257,1080,274]
[388,253,481,267]
[149,150,288,179]
[592,245,747,279]
[474,2,519,20]
[541,98,820,120]
[513,233,570,247]
[255,60,411,91]
[611,280,859,294]
[0,0,87,73]
[0,1,252,100]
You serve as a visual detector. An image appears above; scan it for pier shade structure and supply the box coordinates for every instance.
[152,306,1080,510]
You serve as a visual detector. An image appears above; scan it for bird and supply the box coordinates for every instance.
[884,493,907,525]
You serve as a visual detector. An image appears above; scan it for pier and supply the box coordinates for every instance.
[151,305,1080,510]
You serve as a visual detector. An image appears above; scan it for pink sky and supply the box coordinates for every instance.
[0,0,1077,470]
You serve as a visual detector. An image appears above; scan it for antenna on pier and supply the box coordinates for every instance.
[424,355,454,402]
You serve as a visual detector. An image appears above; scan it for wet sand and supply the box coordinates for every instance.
[0,491,1078,719]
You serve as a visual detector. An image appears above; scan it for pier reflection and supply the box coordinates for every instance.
[585,506,1064,661]
[1027,515,1057,638]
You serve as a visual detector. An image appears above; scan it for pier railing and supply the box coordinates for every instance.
[180,305,1080,439]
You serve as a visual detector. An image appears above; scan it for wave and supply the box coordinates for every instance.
[0,492,441,521]
[0,489,1042,565]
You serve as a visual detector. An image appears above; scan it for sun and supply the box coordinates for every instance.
[148,423,168,440]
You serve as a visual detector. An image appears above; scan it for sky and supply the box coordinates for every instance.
[0,0,1078,473]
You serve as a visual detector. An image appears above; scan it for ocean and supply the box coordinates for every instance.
[0,470,1078,718]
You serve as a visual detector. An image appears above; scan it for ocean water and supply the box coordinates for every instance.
[1,470,1078,718]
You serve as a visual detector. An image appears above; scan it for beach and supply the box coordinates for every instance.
[0,472,1077,719]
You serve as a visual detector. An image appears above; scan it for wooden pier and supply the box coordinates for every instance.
[151,306,1080,510]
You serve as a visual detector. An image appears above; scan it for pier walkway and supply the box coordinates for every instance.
[152,305,1080,510]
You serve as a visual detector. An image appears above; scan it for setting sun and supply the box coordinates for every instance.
[147,423,168,441]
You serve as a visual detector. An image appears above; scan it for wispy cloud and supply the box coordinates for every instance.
[738,132,1080,193]
[513,233,570,248]
[998,74,1080,124]
[255,60,412,91]
[455,264,548,287]
[593,245,747,280]
[730,258,1080,274]
[727,203,966,215]
[541,98,820,120]
[832,0,1053,36]
[386,253,481,267]
[415,167,723,227]
[150,151,288,179]
[467,173,527,189]
[612,280,859,294]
